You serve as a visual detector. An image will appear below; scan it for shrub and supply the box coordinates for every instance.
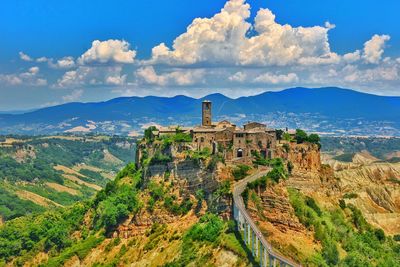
[295,129,308,144]
[308,134,320,144]
[185,213,224,243]
[149,152,172,165]
[343,192,358,199]
[374,228,385,242]
[232,164,251,181]
[394,235,400,242]
[144,126,158,142]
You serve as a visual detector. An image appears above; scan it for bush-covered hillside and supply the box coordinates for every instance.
[0,134,136,221]
[0,162,249,266]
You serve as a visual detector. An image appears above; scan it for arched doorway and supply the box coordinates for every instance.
[237,148,243,158]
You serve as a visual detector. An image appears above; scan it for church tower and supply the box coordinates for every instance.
[202,100,212,127]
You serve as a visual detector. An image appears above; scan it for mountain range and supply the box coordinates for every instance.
[1,87,399,136]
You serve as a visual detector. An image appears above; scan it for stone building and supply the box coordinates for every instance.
[157,100,277,163]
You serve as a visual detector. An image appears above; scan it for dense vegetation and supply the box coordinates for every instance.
[295,129,321,147]
[0,162,142,265]
[0,135,136,221]
[165,214,248,266]
[289,189,400,266]
[0,187,45,220]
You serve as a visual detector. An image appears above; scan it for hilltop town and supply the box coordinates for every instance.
[148,100,282,163]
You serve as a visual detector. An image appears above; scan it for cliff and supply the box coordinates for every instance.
[276,142,322,174]
[0,138,251,266]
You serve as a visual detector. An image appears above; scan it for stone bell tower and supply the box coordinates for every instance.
[202,100,212,127]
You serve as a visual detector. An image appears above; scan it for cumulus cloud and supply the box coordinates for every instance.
[362,34,390,64]
[254,72,299,84]
[148,0,335,67]
[9,0,400,97]
[53,57,75,69]
[78,39,136,64]
[106,74,127,85]
[136,66,204,86]
[228,71,247,82]
[0,66,47,86]
[56,66,126,88]
[62,89,83,102]
[36,57,50,63]
[343,50,361,63]
[19,52,33,62]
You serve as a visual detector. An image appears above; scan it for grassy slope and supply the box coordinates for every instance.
[287,189,400,266]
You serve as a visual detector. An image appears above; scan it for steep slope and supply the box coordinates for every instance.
[0,138,251,266]
[325,154,400,235]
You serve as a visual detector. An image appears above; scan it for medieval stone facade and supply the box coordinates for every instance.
[157,100,277,163]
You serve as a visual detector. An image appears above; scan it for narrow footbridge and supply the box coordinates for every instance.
[233,170,301,267]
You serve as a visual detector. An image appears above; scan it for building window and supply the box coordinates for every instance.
[201,137,204,142]
[237,148,243,158]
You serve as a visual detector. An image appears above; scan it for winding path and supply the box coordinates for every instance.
[232,170,301,267]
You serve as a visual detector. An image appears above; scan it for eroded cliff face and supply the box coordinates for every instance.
[325,153,400,235]
[117,140,233,239]
[246,182,321,263]
[276,142,322,175]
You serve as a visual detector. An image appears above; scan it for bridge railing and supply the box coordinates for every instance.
[232,172,301,267]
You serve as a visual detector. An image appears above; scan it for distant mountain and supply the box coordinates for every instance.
[1,87,399,136]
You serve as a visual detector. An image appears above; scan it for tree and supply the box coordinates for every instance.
[144,126,158,141]
[308,133,320,144]
[276,129,284,140]
[295,129,308,144]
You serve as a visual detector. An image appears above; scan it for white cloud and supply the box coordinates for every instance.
[36,57,50,63]
[149,0,335,67]
[106,74,127,85]
[0,66,47,86]
[228,71,247,82]
[343,50,361,63]
[62,89,83,102]
[362,34,390,64]
[0,74,22,85]
[19,52,33,62]
[8,0,400,96]
[254,72,299,84]
[54,57,75,69]
[78,39,136,64]
[136,66,204,86]
[56,66,127,88]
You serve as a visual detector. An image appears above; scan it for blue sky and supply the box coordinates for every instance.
[0,0,399,110]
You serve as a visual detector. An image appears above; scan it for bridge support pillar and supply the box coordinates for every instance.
[247,224,251,246]
[269,255,274,267]
[263,247,267,267]
[255,237,259,259]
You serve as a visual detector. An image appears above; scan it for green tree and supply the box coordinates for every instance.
[144,126,158,142]
[276,129,284,140]
[308,133,320,144]
[295,129,308,144]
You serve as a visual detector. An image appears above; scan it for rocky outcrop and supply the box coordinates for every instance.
[256,183,305,232]
[276,142,321,174]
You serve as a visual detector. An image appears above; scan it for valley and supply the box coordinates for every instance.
[1,132,400,266]
[0,135,136,222]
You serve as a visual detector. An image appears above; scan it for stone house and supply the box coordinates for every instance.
[157,100,277,163]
